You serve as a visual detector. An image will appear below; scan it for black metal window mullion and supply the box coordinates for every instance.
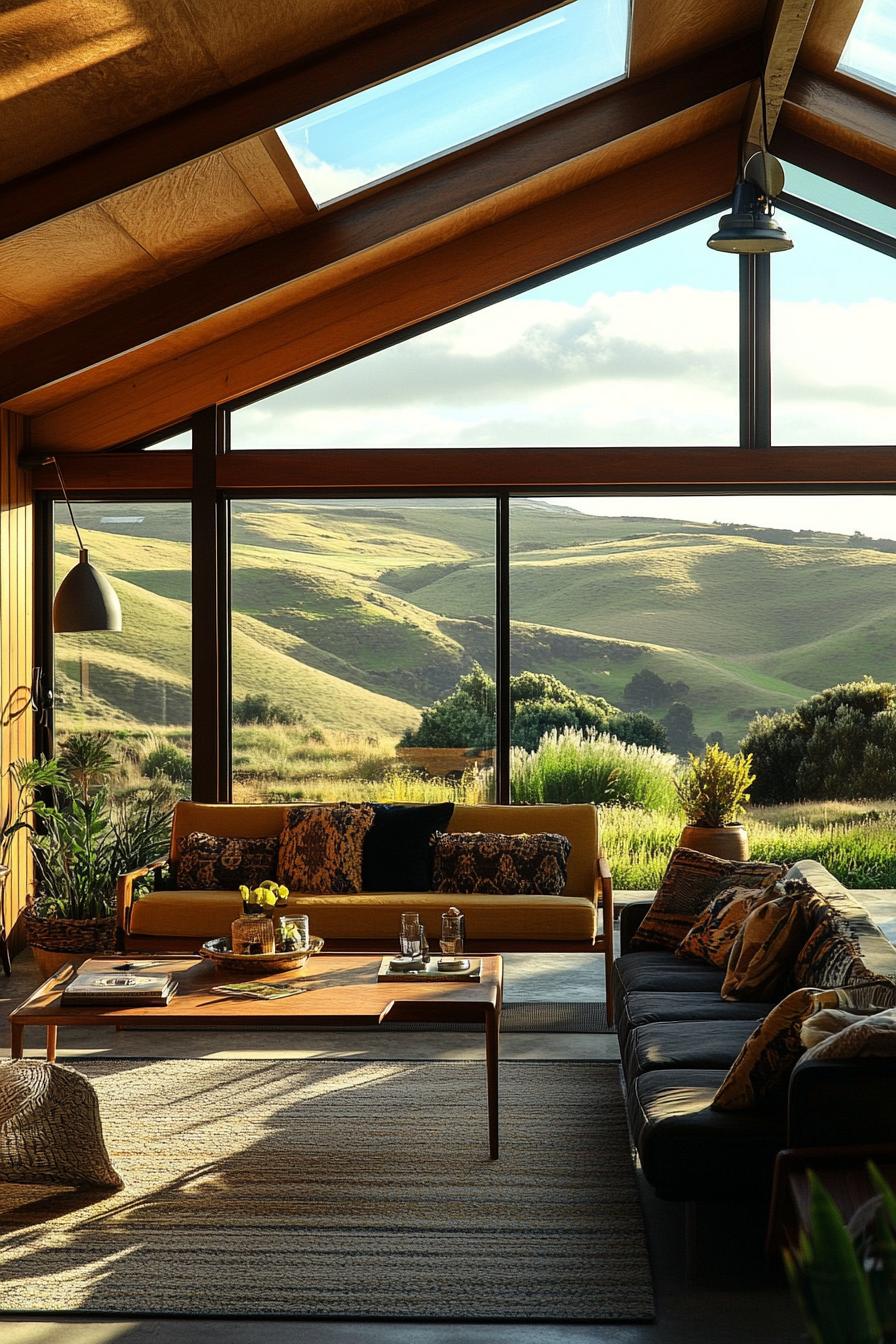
[191,405,229,802]
[739,253,771,450]
[495,494,511,804]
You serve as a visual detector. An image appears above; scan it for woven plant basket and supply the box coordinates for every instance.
[24,911,117,954]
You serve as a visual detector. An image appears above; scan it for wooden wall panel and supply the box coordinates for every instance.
[0,410,33,956]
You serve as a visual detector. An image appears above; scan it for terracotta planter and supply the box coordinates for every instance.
[30,946,93,979]
[678,823,750,862]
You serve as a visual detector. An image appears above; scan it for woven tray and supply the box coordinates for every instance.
[198,935,324,974]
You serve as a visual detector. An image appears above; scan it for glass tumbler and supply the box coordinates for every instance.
[440,912,465,957]
[400,911,424,959]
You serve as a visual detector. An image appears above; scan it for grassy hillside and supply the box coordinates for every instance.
[56,501,896,752]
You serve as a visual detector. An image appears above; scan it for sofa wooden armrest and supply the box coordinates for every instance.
[116,856,168,940]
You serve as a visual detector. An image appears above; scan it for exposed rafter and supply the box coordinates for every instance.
[0,0,569,246]
[0,38,756,406]
[783,69,896,167]
[744,0,817,148]
[772,126,896,207]
[25,128,738,452]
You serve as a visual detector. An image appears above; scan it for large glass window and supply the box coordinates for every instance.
[229,499,496,803]
[230,217,739,450]
[53,501,192,792]
[772,211,896,444]
[278,0,630,206]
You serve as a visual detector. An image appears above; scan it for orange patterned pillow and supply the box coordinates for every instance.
[675,885,780,968]
[712,988,845,1111]
[721,891,811,1002]
[276,803,375,895]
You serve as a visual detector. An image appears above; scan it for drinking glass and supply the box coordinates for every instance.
[400,912,423,959]
[440,912,464,957]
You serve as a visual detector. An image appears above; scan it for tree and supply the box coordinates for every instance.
[740,678,896,803]
[663,702,702,756]
[623,668,668,710]
[607,711,668,750]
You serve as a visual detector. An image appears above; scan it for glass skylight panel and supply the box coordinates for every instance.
[782,162,896,238]
[837,0,896,96]
[278,0,630,206]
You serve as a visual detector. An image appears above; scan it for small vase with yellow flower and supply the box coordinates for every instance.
[231,880,289,955]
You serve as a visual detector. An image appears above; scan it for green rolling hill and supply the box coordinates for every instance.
[54,499,896,751]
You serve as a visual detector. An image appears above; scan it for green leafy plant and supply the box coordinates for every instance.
[784,1164,896,1344]
[144,742,192,786]
[11,750,173,923]
[674,742,755,827]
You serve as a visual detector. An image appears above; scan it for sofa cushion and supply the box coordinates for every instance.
[616,991,773,1055]
[624,1020,760,1077]
[626,1069,785,1200]
[721,890,810,1002]
[614,951,726,996]
[277,803,375,895]
[675,885,780,967]
[630,848,784,952]
[362,802,454,892]
[432,831,571,896]
[175,832,279,891]
[128,889,598,942]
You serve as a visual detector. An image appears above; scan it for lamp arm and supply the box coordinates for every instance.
[47,456,85,553]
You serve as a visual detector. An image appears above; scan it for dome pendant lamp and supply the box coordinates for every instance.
[707,73,793,255]
[49,457,122,634]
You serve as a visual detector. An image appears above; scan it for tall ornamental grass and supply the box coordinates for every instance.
[510,729,679,811]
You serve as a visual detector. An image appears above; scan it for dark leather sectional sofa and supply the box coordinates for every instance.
[614,860,896,1202]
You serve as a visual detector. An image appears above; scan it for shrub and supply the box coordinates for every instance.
[663,701,702,756]
[675,743,755,827]
[144,743,192,786]
[741,678,896,804]
[233,694,300,726]
[511,729,679,810]
[606,710,668,750]
[403,665,615,750]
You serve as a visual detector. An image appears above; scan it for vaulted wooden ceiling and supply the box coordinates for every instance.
[0,0,892,452]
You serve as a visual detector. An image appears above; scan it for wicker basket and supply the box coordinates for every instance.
[23,911,118,954]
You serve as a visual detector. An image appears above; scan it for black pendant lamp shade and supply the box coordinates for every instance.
[53,548,122,633]
[707,178,793,254]
[49,457,123,634]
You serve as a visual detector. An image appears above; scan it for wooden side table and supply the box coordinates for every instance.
[767,1145,896,1258]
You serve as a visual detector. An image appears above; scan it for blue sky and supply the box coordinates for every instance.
[838,0,896,95]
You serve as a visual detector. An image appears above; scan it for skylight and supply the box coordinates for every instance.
[278,0,631,207]
[837,0,896,97]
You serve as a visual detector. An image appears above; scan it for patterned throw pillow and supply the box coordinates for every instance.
[0,1061,122,1188]
[721,890,811,1001]
[176,832,279,891]
[630,848,785,953]
[712,988,846,1112]
[431,831,571,896]
[675,885,780,967]
[277,803,375,895]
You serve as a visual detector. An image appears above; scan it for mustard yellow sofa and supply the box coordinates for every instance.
[118,801,614,1010]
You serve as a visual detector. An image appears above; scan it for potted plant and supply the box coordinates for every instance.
[674,742,755,861]
[12,734,173,976]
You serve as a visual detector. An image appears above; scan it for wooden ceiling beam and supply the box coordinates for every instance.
[771,126,896,208]
[27,127,738,453]
[783,69,896,167]
[0,0,566,245]
[29,446,896,493]
[0,38,757,406]
[744,0,817,147]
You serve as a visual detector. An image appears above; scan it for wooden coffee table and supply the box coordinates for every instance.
[9,954,504,1158]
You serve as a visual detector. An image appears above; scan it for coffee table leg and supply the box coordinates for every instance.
[10,1022,23,1059]
[485,1005,499,1160]
[46,1026,57,1062]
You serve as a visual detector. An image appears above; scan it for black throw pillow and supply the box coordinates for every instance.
[362,802,455,892]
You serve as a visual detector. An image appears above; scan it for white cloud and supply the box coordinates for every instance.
[232,285,895,449]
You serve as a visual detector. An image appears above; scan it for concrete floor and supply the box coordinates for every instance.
[4,889,895,1343]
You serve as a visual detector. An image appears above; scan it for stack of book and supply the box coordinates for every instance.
[62,963,176,1007]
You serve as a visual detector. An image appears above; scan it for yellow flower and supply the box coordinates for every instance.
[238,885,250,900]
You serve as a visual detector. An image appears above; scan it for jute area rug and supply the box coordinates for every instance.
[0,1059,653,1322]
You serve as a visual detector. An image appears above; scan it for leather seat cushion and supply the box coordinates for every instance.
[624,1019,761,1077]
[129,889,598,942]
[614,951,726,998]
[626,1069,786,1200]
[617,991,772,1054]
